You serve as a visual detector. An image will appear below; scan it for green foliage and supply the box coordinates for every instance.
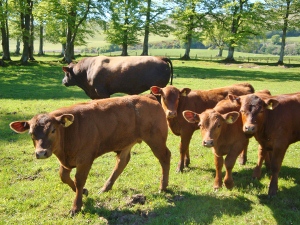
[1,56,300,224]
[105,0,142,48]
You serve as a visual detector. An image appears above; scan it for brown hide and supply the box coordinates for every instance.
[62,56,173,99]
[238,92,300,196]
[10,95,171,215]
[151,83,255,172]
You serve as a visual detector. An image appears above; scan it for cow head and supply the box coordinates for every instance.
[62,64,77,87]
[239,94,279,134]
[10,114,74,159]
[183,110,239,147]
[151,85,191,119]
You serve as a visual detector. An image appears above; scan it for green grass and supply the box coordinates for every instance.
[1,57,300,224]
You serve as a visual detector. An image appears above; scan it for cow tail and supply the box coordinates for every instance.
[162,57,173,85]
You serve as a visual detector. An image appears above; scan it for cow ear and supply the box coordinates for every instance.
[182,110,200,123]
[228,94,240,104]
[265,99,279,110]
[10,121,30,133]
[150,86,162,95]
[223,111,239,124]
[56,114,74,127]
[62,66,71,73]
[180,88,191,96]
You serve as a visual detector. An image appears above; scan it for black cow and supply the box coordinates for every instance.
[62,56,173,99]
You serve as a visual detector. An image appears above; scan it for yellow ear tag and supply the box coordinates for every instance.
[227,115,233,123]
[267,102,273,110]
[182,90,187,96]
[64,118,73,127]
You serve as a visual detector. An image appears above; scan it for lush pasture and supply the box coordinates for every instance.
[1,56,300,224]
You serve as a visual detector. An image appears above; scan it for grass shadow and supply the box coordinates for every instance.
[82,191,253,224]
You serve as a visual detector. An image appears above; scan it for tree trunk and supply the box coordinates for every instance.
[61,43,66,56]
[0,0,11,60]
[1,20,11,60]
[141,0,151,56]
[38,25,44,55]
[121,41,128,56]
[20,4,30,63]
[181,35,191,60]
[15,38,20,55]
[277,0,290,65]
[225,45,235,62]
[64,41,74,63]
[29,3,35,61]
[217,48,223,57]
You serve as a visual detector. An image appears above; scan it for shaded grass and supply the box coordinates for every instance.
[1,58,300,224]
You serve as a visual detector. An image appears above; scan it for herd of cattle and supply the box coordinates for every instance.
[9,56,300,215]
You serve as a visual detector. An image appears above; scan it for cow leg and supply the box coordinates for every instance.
[237,139,248,165]
[214,154,223,189]
[268,147,287,196]
[252,145,268,179]
[59,165,89,196]
[59,165,76,192]
[177,130,193,172]
[149,146,171,191]
[101,148,131,193]
[71,163,92,215]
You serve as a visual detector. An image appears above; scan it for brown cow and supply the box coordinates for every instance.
[182,90,271,189]
[62,56,173,99]
[150,83,254,172]
[9,95,171,215]
[238,92,300,196]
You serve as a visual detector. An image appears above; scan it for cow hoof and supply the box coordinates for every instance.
[83,188,88,196]
[69,209,80,217]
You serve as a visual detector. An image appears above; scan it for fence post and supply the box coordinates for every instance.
[211,55,212,61]
[195,54,197,59]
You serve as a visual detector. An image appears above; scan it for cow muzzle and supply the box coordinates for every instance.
[243,124,256,134]
[203,139,214,147]
[35,149,52,159]
[167,110,177,119]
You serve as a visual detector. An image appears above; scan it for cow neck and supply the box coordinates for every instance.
[53,127,71,169]
[167,95,189,135]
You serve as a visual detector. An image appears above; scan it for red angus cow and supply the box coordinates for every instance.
[182,90,271,189]
[238,92,300,196]
[10,95,171,215]
[150,83,254,172]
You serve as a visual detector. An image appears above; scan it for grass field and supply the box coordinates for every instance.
[1,56,300,224]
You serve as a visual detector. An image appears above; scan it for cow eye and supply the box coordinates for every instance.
[217,124,221,128]
[51,128,56,133]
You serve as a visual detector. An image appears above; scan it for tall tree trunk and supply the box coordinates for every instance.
[0,0,11,60]
[121,41,128,56]
[225,2,242,62]
[15,38,20,55]
[38,25,44,55]
[20,3,30,63]
[217,48,223,57]
[61,43,66,56]
[141,0,151,56]
[226,44,235,61]
[278,0,290,65]
[181,35,191,60]
[29,1,35,61]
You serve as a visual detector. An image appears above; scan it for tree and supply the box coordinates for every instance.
[105,0,142,56]
[0,0,11,60]
[17,0,35,63]
[264,0,300,65]
[140,0,172,55]
[218,0,265,62]
[202,18,228,57]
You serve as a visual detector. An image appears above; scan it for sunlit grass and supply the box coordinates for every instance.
[1,58,300,224]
